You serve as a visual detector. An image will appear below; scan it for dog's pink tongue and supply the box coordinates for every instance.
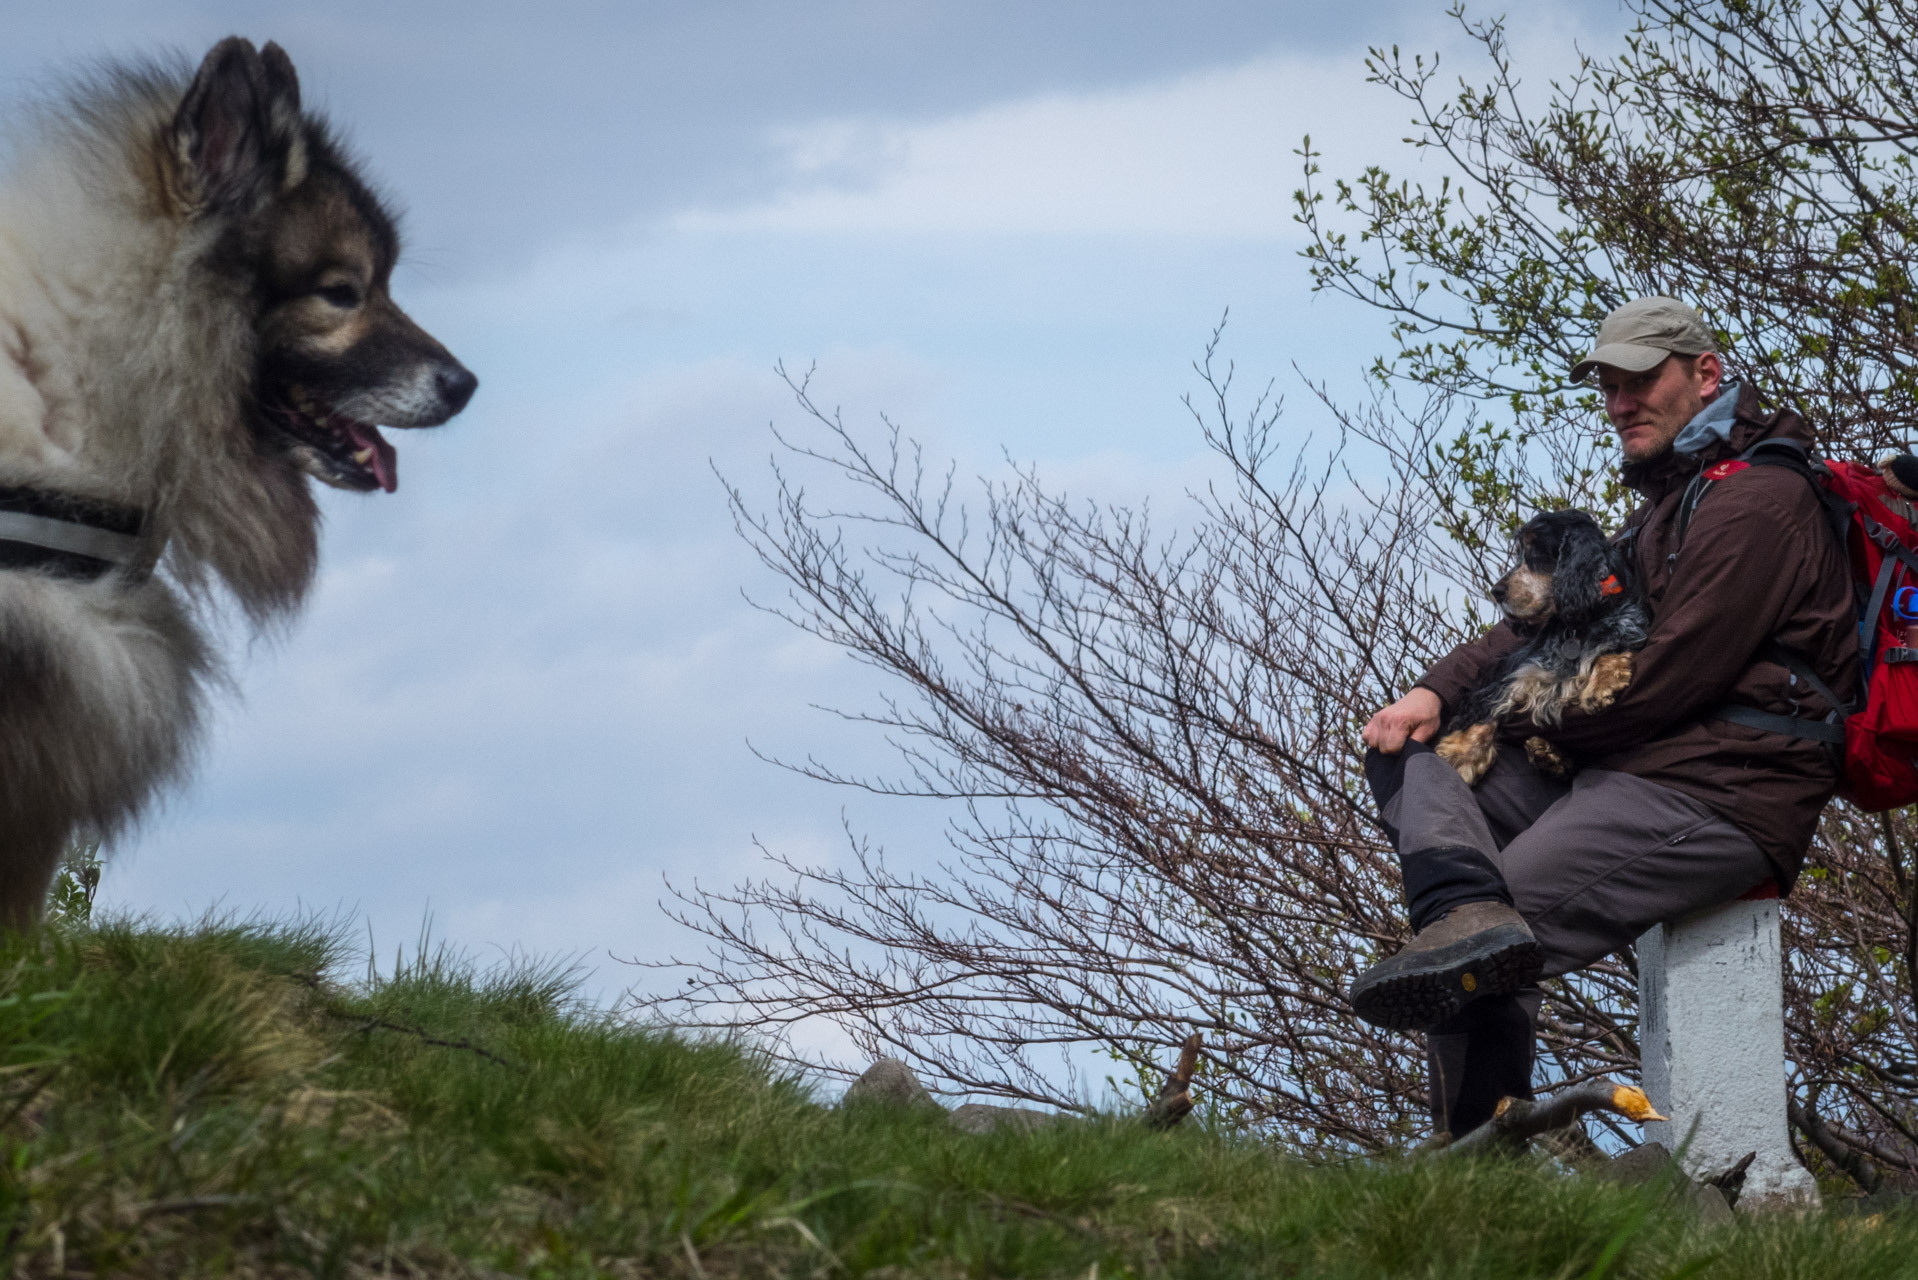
[345,421,398,493]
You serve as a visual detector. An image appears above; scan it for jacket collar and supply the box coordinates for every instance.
[1620,382,1809,503]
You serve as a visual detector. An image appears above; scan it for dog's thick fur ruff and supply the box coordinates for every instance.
[1436,510,1650,786]
[0,39,473,924]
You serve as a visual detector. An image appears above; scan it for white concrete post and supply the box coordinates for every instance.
[1636,891,1818,1209]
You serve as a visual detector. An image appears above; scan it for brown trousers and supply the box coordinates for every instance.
[1381,742,1775,1126]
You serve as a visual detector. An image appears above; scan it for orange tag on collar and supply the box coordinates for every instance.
[1599,574,1622,596]
[1703,459,1750,481]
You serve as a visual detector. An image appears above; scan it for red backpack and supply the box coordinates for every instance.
[1678,438,1918,811]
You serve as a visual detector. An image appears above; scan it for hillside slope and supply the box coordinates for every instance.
[0,916,1907,1277]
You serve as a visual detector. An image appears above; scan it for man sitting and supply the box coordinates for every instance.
[1351,297,1855,1137]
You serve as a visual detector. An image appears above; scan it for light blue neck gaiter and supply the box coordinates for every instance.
[1671,379,1742,456]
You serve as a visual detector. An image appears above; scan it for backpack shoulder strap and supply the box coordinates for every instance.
[1674,436,1823,552]
[1677,438,1858,740]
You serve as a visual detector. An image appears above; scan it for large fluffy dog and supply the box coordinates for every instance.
[0,39,474,923]
[1435,510,1649,785]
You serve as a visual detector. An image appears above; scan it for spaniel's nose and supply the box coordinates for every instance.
[1491,579,1509,603]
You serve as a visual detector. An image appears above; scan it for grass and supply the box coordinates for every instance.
[0,916,1911,1277]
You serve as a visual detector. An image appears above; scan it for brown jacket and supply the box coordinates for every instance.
[1416,384,1856,891]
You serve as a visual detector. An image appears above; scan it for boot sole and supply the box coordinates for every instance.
[1347,925,1543,1031]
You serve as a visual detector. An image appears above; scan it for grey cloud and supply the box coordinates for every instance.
[0,0,1561,272]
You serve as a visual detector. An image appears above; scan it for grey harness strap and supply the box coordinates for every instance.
[0,487,152,582]
[0,510,143,568]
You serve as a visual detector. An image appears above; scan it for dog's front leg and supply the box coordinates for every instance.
[0,810,70,931]
[1435,722,1499,786]
[1579,652,1634,713]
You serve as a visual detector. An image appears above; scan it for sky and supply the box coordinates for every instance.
[1,1,1624,1021]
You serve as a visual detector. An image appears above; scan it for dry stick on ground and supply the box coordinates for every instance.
[1143,1033,1202,1130]
[344,1015,518,1070]
[284,970,518,1070]
[1438,1083,1666,1158]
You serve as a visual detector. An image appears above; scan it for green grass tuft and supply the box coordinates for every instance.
[0,915,1907,1277]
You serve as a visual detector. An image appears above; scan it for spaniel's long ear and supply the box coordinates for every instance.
[169,37,304,215]
[1551,518,1612,626]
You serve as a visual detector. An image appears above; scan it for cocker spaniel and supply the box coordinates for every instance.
[1436,509,1650,785]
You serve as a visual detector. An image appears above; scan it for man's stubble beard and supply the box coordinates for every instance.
[1620,436,1668,465]
[1617,415,1689,465]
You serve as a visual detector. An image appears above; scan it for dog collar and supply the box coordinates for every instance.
[0,487,149,582]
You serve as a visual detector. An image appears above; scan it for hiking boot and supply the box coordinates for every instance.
[1348,900,1543,1031]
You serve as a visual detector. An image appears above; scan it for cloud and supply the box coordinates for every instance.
[674,54,1381,239]
[663,0,1625,243]
[0,0,1440,275]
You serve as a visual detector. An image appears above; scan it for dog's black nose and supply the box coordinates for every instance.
[1491,579,1508,602]
[436,363,479,416]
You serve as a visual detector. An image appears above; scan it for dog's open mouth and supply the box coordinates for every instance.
[265,386,399,493]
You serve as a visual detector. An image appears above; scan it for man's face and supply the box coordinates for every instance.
[1597,351,1723,463]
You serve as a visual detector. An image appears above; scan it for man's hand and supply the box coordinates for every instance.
[1362,687,1443,754]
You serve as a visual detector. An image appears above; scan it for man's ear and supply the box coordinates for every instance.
[1694,350,1725,401]
[170,37,303,215]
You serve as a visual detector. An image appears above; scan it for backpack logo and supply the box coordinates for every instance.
[1702,459,1751,481]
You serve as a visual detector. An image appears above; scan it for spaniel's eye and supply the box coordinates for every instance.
[314,284,361,309]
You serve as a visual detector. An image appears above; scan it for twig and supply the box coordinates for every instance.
[1438,1081,1665,1157]
[680,1230,707,1280]
[345,1017,517,1070]
[283,970,517,1070]
[135,1194,252,1218]
[763,1217,846,1272]
[1144,1033,1202,1130]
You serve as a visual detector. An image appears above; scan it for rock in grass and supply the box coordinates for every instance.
[1589,1141,1739,1222]
[948,1103,1061,1135]
[843,1058,942,1111]
[1591,1140,1677,1186]
[1691,1182,1736,1224]
[840,1060,1063,1134]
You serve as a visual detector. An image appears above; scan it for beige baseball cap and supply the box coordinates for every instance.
[1571,297,1718,380]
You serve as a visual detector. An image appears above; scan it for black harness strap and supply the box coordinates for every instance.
[1713,703,1848,745]
[1711,641,1850,745]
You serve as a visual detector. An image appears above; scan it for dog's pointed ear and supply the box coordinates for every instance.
[259,42,308,189]
[170,37,305,214]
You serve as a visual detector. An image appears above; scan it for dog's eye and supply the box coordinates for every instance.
[314,284,361,309]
